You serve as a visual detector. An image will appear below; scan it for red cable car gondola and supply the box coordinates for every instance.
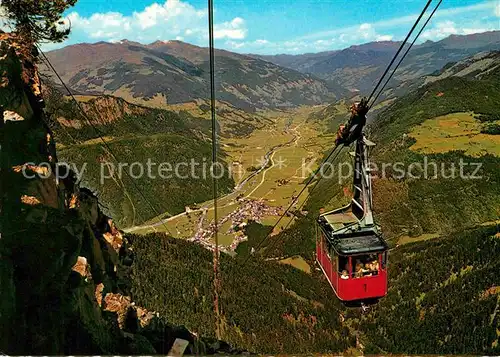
[316,133,388,302]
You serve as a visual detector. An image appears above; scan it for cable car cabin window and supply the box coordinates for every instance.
[352,253,380,278]
[338,256,349,279]
[382,251,387,270]
[331,250,337,273]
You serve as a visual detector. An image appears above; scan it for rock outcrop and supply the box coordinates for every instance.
[0,31,243,355]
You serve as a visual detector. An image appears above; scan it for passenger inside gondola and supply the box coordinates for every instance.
[341,270,349,279]
[363,262,373,276]
[351,255,380,277]
[371,259,380,275]
[339,256,349,278]
[354,262,364,278]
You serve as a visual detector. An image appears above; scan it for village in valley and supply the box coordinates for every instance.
[126,107,337,254]
[189,198,284,253]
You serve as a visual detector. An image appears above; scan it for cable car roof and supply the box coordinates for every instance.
[331,233,387,255]
[317,217,388,255]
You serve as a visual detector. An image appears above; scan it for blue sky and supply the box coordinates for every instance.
[20,0,500,53]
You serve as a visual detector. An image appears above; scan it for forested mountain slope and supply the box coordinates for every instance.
[43,85,235,228]
[297,51,500,244]
[127,232,356,354]
[360,225,500,355]
[369,52,500,240]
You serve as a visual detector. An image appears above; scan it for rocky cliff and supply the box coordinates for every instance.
[0,32,240,355]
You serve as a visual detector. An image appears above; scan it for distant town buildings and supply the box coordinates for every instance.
[188,198,283,253]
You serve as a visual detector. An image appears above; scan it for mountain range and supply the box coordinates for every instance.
[42,40,338,112]
[252,31,500,98]
[42,31,500,111]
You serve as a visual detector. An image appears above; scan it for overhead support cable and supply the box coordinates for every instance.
[369,0,443,109]
[367,0,434,106]
[242,144,344,265]
[242,0,440,264]
[262,142,355,258]
[207,0,222,341]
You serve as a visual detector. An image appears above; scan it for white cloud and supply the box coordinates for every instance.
[223,22,393,54]
[133,0,205,30]
[420,20,458,40]
[358,23,374,39]
[269,0,500,54]
[421,20,498,41]
[376,35,393,41]
[59,0,246,47]
[462,28,489,35]
[334,23,393,45]
[224,37,338,54]
[255,39,269,45]
[297,0,499,41]
[226,40,245,49]
[34,0,500,55]
[435,1,498,18]
[64,12,131,40]
[214,17,247,40]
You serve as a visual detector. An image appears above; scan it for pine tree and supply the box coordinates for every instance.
[1,0,77,44]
